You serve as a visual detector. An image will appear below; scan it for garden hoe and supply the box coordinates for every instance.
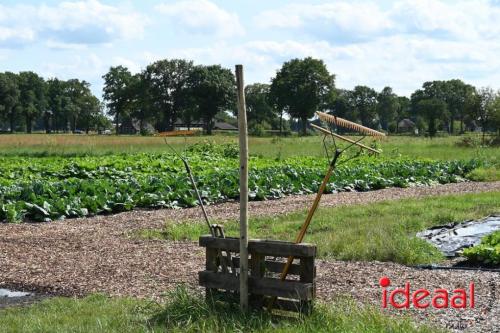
[267,111,385,311]
[165,140,234,274]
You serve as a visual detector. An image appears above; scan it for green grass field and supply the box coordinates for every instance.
[0,288,441,333]
[140,192,500,265]
[1,133,498,162]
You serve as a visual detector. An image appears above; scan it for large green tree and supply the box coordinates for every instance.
[102,66,134,134]
[186,65,235,134]
[129,73,154,133]
[414,98,449,137]
[326,89,356,133]
[352,85,378,128]
[142,59,193,131]
[377,86,399,131]
[416,80,476,134]
[18,71,47,133]
[245,83,277,129]
[0,72,20,133]
[270,57,335,135]
[46,78,68,133]
[472,87,499,142]
[491,93,500,136]
[65,79,94,133]
[77,95,103,133]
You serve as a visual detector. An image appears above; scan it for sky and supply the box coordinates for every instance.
[1,0,500,99]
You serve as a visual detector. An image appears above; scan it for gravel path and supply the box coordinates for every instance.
[0,181,499,332]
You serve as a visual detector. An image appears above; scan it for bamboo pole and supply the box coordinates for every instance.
[235,64,249,311]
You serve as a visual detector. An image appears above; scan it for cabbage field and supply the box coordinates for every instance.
[0,143,479,223]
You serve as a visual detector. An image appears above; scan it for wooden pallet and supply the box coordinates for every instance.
[199,235,316,314]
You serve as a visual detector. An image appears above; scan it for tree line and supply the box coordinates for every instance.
[0,71,110,133]
[1,57,500,137]
[103,57,500,137]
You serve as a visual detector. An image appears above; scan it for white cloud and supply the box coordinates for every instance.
[111,56,142,74]
[255,1,500,42]
[392,0,500,40]
[0,0,147,48]
[41,53,105,80]
[245,0,500,93]
[0,26,35,46]
[156,0,244,38]
[255,2,392,40]
[161,32,500,96]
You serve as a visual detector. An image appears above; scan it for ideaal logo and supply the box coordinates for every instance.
[379,276,475,309]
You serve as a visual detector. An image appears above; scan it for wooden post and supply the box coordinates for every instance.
[235,64,249,311]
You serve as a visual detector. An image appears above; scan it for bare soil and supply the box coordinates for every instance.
[1,181,499,332]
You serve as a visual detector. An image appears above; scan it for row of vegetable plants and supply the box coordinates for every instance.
[0,143,480,222]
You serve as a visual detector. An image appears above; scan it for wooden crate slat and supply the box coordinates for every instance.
[199,271,314,300]
[199,236,316,257]
[233,257,302,276]
[199,271,239,291]
[250,275,314,300]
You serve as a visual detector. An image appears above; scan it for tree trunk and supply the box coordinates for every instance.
[26,116,32,134]
[205,116,213,135]
[9,110,15,133]
[301,117,307,136]
[482,124,486,145]
[162,109,170,132]
[428,117,436,138]
[115,113,119,135]
[44,113,51,134]
[279,112,283,136]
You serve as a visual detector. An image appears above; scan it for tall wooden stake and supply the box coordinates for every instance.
[236,64,249,311]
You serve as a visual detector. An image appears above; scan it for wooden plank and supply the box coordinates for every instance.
[250,239,316,257]
[251,276,313,300]
[199,271,239,291]
[200,236,316,258]
[233,257,302,276]
[200,236,239,252]
[250,253,265,307]
[206,247,218,272]
[300,257,315,283]
[199,271,313,300]
[300,257,315,314]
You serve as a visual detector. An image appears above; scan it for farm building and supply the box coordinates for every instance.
[119,119,155,134]
[398,118,416,132]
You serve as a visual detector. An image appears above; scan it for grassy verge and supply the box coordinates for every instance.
[0,287,442,333]
[139,192,500,265]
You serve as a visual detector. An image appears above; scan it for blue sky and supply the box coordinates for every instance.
[1,0,500,98]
